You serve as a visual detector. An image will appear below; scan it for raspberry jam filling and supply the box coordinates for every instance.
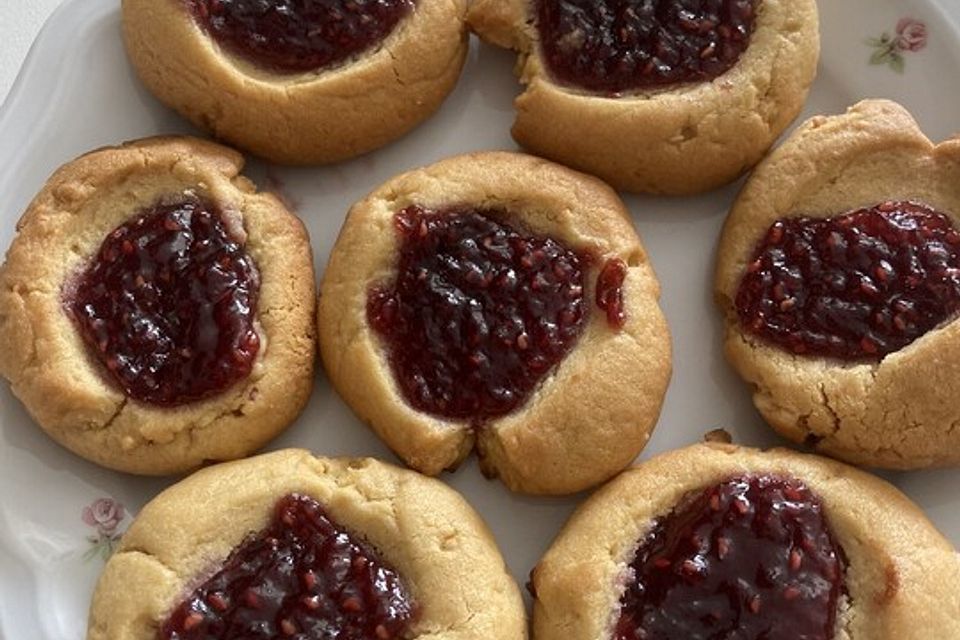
[536,0,759,94]
[614,475,845,640]
[187,0,415,74]
[736,201,960,360]
[159,494,416,640]
[597,258,628,329]
[69,195,260,406]
[369,206,627,423]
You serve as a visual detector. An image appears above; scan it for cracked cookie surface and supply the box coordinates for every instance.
[715,99,960,469]
[531,442,960,640]
[0,137,316,475]
[122,0,467,164]
[317,152,671,495]
[86,450,526,640]
[467,0,818,194]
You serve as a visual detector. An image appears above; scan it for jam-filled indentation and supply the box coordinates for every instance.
[536,0,759,94]
[367,205,593,423]
[159,494,416,640]
[187,0,415,74]
[69,195,260,406]
[736,201,960,360]
[614,475,845,640]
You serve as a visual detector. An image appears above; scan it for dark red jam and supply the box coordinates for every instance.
[597,258,628,328]
[736,201,960,361]
[187,0,415,73]
[159,494,416,640]
[69,195,260,406]
[368,206,589,423]
[536,0,759,94]
[614,476,845,640]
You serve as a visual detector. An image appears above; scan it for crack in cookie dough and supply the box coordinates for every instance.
[818,383,840,437]
[98,398,129,435]
[118,548,181,580]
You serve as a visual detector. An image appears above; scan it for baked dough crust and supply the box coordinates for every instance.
[716,99,960,469]
[467,0,819,195]
[122,0,468,164]
[532,442,960,640]
[318,152,671,494]
[86,450,527,640]
[0,137,316,475]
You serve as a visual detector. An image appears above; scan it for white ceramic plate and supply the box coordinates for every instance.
[2,1,959,637]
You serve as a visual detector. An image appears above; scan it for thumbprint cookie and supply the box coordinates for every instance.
[122,0,468,164]
[468,0,819,195]
[86,450,527,640]
[318,152,671,494]
[717,100,960,469]
[0,137,316,474]
[532,442,960,640]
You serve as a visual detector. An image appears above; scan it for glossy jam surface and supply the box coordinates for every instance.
[70,196,260,406]
[368,206,588,422]
[614,476,845,640]
[536,0,759,94]
[736,201,960,360]
[597,258,628,328]
[187,0,415,73]
[159,494,415,640]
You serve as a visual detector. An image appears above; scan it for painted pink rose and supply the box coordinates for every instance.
[82,498,126,536]
[896,18,928,52]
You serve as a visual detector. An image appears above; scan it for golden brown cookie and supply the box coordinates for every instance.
[0,137,316,475]
[318,152,671,495]
[716,99,960,469]
[468,0,819,195]
[122,0,468,164]
[532,442,960,640]
[87,449,527,640]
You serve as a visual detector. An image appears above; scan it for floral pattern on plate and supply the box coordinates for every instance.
[867,18,928,72]
[82,498,126,562]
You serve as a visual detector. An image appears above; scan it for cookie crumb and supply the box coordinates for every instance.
[704,429,733,444]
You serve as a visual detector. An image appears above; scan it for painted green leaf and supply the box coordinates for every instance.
[870,47,892,65]
[889,53,906,73]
